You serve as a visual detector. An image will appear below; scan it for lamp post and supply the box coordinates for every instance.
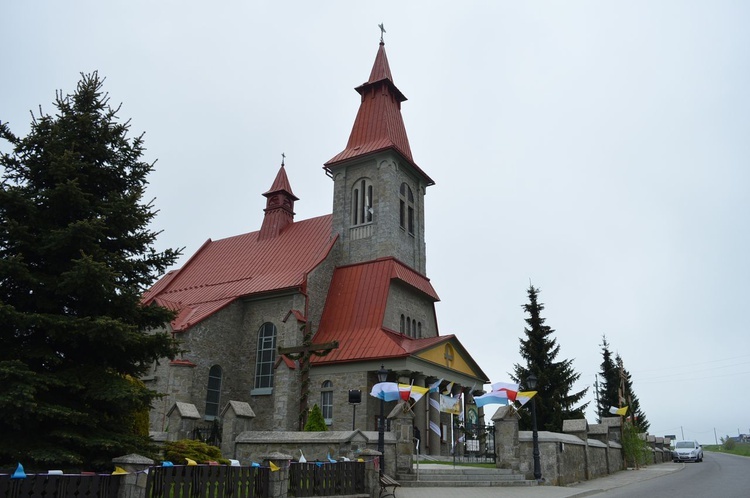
[527,373,542,480]
[377,365,389,474]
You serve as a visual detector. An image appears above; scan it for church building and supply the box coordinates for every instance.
[142,38,489,456]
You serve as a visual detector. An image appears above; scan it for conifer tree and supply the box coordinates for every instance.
[304,404,328,432]
[511,285,588,431]
[0,73,180,469]
[615,354,650,433]
[596,335,620,422]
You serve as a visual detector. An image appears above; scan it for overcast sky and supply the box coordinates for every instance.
[3,1,749,444]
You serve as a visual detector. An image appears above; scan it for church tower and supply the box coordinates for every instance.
[325,40,434,275]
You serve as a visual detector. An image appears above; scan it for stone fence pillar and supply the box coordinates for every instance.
[220,400,256,457]
[359,448,381,498]
[262,451,292,498]
[392,401,414,475]
[492,406,520,470]
[562,419,589,480]
[166,402,201,441]
[112,454,153,498]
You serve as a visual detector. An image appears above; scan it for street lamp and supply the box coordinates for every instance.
[527,373,542,480]
[377,364,389,474]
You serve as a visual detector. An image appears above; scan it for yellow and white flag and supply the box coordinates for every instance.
[609,406,628,416]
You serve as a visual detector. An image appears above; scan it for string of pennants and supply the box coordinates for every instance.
[370,380,538,410]
[4,454,376,479]
[370,379,540,437]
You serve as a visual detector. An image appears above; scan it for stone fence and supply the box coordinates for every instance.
[491,406,672,485]
[157,399,415,478]
[157,398,673,488]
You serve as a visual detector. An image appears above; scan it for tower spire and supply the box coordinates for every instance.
[324,37,433,185]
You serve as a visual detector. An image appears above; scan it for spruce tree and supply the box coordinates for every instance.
[615,354,650,433]
[0,72,180,469]
[511,285,588,431]
[596,335,620,422]
[304,404,328,432]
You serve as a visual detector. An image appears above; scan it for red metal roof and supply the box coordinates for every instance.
[325,42,435,186]
[143,215,335,331]
[310,257,442,365]
[263,164,298,200]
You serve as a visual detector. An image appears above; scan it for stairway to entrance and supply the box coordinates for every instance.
[398,464,537,488]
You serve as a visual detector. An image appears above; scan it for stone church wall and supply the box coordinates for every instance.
[305,246,338,330]
[383,280,438,338]
[308,370,370,431]
[241,292,308,430]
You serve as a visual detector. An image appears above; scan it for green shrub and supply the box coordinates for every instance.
[621,422,649,467]
[722,436,736,450]
[304,404,328,431]
[164,439,230,465]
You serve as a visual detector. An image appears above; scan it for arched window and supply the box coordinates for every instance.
[406,316,411,337]
[205,365,222,420]
[352,178,374,225]
[321,380,333,424]
[417,322,422,338]
[400,314,405,334]
[399,183,414,234]
[253,322,277,393]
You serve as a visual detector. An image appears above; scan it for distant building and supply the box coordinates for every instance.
[142,39,489,456]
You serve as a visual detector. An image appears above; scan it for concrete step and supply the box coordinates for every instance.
[397,465,535,487]
[400,480,538,488]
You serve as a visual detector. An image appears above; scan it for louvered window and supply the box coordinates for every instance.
[399,183,414,234]
[352,178,374,225]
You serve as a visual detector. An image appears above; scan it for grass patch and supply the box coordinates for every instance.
[704,442,750,457]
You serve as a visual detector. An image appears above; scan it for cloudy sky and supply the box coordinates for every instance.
[3,1,749,444]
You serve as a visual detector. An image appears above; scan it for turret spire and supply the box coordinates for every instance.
[259,159,298,240]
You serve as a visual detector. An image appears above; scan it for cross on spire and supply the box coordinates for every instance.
[281,152,286,166]
[378,23,386,43]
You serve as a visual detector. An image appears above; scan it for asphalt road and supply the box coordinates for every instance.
[588,451,750,497]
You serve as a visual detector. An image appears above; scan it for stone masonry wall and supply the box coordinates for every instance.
[330,152,427,274]
[382,280,438,338]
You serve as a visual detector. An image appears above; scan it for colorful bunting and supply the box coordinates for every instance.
[11,463,26,479]
[515,391,537,407]
[398,383,412,401]
[428,378,443,393]
[474,390,509,408]
[185,458,197,466]
[609,406,628,416]
[491,382,520,401]
[112,467,128,475]
[406,384,430,402]
[269,462,280,472]
[439,393,461,414]
[370,382,401,402]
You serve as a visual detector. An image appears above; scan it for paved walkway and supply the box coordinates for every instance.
[397,463,684,498]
